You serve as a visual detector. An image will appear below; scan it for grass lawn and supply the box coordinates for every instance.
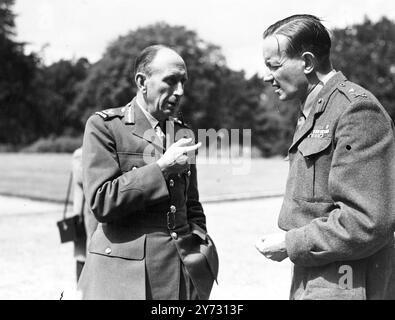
[0,153,289,202]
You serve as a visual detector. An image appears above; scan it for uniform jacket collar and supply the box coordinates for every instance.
[127,97,164,151]
[289,71,347,151]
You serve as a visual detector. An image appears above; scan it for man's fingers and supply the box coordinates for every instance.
[175,155,189,165]
[183,142,202,152]
[173,137,192,147]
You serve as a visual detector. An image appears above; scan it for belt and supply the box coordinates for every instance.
[114,210,188,231]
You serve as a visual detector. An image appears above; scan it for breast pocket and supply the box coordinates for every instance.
[294,137,333,201]
[117,152,156,173]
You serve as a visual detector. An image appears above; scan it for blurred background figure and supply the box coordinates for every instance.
[71,147,98,282]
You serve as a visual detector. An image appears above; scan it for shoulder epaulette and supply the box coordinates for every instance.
[337,81,369,101]
[95,107,124,120]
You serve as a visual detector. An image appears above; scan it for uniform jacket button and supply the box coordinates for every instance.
[171,232,178,240]
[170,205,176,213]
[105,247,112,254]
[169,179,174,187]
[132,166,137,170]
[187,170,191,177]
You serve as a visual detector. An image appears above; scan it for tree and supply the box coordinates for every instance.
[0,0,15,37]
[38,58,91,136]
[0,0,91,146]
[0,0,41,145]
[5,13,395,156]
[70,22,301,156]
[253,84,299,157]
[71,23,230,132]
[331,17,395,120]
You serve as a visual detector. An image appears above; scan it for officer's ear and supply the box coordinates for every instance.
[135,72,147,93]
[301,52,316,75]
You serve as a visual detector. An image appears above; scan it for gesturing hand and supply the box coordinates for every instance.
[156,138,201,176]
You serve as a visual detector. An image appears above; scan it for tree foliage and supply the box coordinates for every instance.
[2,2,395,157]
[331,17,395,120]
[71,22,284,156]
[38,58,91,136]
[0,0,91,145]
[0,0,15,37]
[0,0,40,145]
[71,23,228,131]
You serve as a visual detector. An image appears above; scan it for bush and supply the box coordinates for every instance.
[0,144,19,152]
[21,135,83,153]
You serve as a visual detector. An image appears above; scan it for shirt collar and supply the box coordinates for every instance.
[135,100,159,130]
[301,70,337,118]
[320,69,337,85]
[301,82,323,119]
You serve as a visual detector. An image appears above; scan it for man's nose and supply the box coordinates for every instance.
[174,82,184,96]
[263,72,274,83]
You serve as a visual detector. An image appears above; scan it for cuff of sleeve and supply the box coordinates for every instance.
[285,227,312,266]
[139,162,169,201]
[120,162,169,203]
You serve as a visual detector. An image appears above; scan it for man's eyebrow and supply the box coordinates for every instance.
[265,56,283,65]
[164,73,188,81]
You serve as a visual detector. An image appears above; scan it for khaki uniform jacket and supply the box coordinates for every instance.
[280,72,395,300]
[77,98,218,300]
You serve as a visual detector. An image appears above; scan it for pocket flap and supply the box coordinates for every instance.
[298,138,332,157]
[117,152,156,172]
[89,227,146,260]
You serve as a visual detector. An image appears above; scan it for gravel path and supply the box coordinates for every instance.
[0,195,291,300]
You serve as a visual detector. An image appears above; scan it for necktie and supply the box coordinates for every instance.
[155,123,166,150]
[296,114,306,131]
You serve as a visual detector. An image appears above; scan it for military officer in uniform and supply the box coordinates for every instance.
[255,14,395,299]
[78,45,218,300]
